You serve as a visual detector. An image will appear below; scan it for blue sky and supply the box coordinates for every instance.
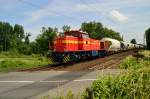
[0,0,150,44]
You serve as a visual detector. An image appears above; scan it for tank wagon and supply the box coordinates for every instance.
[101,38,122,54]
[49,30,142,64]
[120,41,129,51]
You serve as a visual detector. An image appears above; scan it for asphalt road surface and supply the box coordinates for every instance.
[0,69,121,99]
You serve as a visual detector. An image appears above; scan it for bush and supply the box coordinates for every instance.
[0,59,26,71]
[119,55,150,69]
[92,68,150,99]
[0,54,50,72]
[119,56,141,69]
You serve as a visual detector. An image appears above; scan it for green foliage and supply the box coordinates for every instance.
[91,50,150,99]
[62,25,71,32]
[130,38,137,44]
[42,90,86,99]
[81,21,123,41]
[0,51,20,58]
[17,42,32,55]
[13,24,24,40]
[119,54,150,69]
[145,28,150,50]
[81,21,103,39]
[0,21,13,51]
[92,67,150,99]
[35,27,57,54]
[0,21,26,52]
[119,56,141,69]
[25,33,31,44]
[0,53,50,72]
[0,21,38,55]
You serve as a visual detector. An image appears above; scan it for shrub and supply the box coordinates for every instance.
[92,68,150,99]
[119,56,141,69]
[119,55,150,69]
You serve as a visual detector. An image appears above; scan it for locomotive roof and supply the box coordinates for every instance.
[64,30,88,35]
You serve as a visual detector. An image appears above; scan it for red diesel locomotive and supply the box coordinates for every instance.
[49,30,109,63]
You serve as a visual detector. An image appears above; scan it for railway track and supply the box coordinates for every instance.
[18,50,135,72]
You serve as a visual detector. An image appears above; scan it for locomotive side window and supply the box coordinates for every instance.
[86,41,88,44]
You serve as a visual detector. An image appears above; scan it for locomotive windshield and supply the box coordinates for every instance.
[82,33,89,38]
[65,31,81,37]
[64,30,90,38]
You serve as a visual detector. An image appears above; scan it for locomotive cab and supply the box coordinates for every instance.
[53,30,90,52]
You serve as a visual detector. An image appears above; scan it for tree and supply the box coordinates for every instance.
[25,33,31,44]
[81,21,123,41]
[145,28,150,50]
[12,24,25,52]
[0,22,13,51]
[130,39,137,44]
[13,24,24,40]
[62,25,71,32]
[35,27,57,54]
[0,21,28,53]
[81,21,103,39]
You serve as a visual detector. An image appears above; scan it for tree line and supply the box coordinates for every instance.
[81,21,123,41]
[1,21,148,55]
[0,22,28,52]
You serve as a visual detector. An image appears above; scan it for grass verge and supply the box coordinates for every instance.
[92,67,150,99]
[0,52,50,72]
[91,50,150,99]
[119,50,150,69]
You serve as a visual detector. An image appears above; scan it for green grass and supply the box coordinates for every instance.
[119,50,150,69]
[0,52,50,72]
[91,67,150,99]
[91,50,150,99]
[140,50,150,57]
[41,90,87,99]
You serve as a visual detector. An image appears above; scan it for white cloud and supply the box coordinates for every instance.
[74,4,95,12]
[24,5,58,24]
[110,10,128,22]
